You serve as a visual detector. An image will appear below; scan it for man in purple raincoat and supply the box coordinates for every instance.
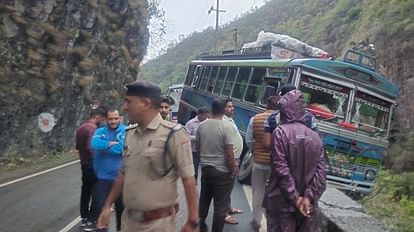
[264,90,326,232]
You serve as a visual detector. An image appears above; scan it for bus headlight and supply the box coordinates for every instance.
[365,169,376,181]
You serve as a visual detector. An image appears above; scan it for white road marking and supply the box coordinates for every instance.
[0,160,79,188]
[242,184,267,232]
[58,216,81,232]
[1,159,82,231]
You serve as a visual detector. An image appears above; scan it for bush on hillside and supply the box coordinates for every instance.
[363,170,414,232]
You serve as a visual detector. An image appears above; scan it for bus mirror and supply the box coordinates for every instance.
[167,96,175,105]
[262,86,276,101]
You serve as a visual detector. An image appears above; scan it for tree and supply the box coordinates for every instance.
[147,0,167,59]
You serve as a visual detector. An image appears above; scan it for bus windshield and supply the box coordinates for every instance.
[351,91,391,137]
[299,75,350,124]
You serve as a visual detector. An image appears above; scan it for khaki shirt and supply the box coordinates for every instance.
[122,114,194,210]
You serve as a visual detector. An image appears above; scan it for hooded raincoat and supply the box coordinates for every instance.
[264,90,326,232]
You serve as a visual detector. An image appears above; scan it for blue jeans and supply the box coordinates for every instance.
[90,179,124,231]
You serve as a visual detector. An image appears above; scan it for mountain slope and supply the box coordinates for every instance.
[139,0,414,171]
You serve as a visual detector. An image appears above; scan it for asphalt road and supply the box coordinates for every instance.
[0,163,81,232]
[0,162,263,232]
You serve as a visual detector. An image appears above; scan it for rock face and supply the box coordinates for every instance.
[0,0,149,158]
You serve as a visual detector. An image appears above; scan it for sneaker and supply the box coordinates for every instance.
[83,222,96,231]
[80,218,88,227]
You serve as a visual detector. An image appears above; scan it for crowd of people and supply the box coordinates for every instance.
[75,80,327,232]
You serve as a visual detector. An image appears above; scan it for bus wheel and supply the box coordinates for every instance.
[238,150,253,185]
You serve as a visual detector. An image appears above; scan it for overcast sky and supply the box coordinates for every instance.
[146,0,268,59]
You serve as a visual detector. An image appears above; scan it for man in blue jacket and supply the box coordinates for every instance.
[88,109,126,232]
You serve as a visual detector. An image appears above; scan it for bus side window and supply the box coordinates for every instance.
[207,66,219,92]
[222,67,238,96]
[213,67,228,94]
[231,67,252,100]
[184,65,195,86]
[199,66,212,91]
[192,66,204,88]
[245,68,266,103]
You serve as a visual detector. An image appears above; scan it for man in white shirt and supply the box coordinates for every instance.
[185,107,210,181]
[223,99,243,159]
[222,98,244,224]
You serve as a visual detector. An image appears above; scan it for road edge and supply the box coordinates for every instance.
[0,160,79,188]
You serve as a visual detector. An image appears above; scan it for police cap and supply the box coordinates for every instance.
[124,80,161,98]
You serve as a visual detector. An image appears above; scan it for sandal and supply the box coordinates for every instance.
[229,208,244,214]
[225,215,238,224]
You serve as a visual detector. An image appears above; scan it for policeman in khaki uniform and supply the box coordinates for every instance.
[97,80,199,232]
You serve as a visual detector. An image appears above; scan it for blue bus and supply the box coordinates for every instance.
[177,47,399,194]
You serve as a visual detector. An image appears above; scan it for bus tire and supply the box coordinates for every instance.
[238,150,253,185]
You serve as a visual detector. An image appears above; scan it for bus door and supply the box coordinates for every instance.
[260,77,281,105]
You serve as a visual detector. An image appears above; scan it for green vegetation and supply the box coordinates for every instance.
[139,1,414,230]
[362,135,414,231]
[0,149,75,170]
[363,170,414,232]
[0,150,78,184]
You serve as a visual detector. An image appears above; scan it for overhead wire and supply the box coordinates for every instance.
[194,0,212,31]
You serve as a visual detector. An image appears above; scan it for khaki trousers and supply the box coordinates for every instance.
[121,209,176,232]
[252,163,271,226]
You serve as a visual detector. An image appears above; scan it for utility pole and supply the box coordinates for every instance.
[208,0,225,51]
[233,28,238,51]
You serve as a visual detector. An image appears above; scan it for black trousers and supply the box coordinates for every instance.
[80,164,96,219]
[193,152,200,182]
[114,196,123,231]
[199,166,234,232]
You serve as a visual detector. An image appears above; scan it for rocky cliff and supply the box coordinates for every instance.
[0,0,149,158]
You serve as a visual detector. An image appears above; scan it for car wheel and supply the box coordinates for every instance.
[238,150,253,185]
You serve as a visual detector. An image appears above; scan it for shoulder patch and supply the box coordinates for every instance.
[160,120,179,129]
[126,123,138,131]
[172,124,183,131]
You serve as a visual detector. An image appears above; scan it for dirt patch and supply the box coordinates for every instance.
[0,150,79,184]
